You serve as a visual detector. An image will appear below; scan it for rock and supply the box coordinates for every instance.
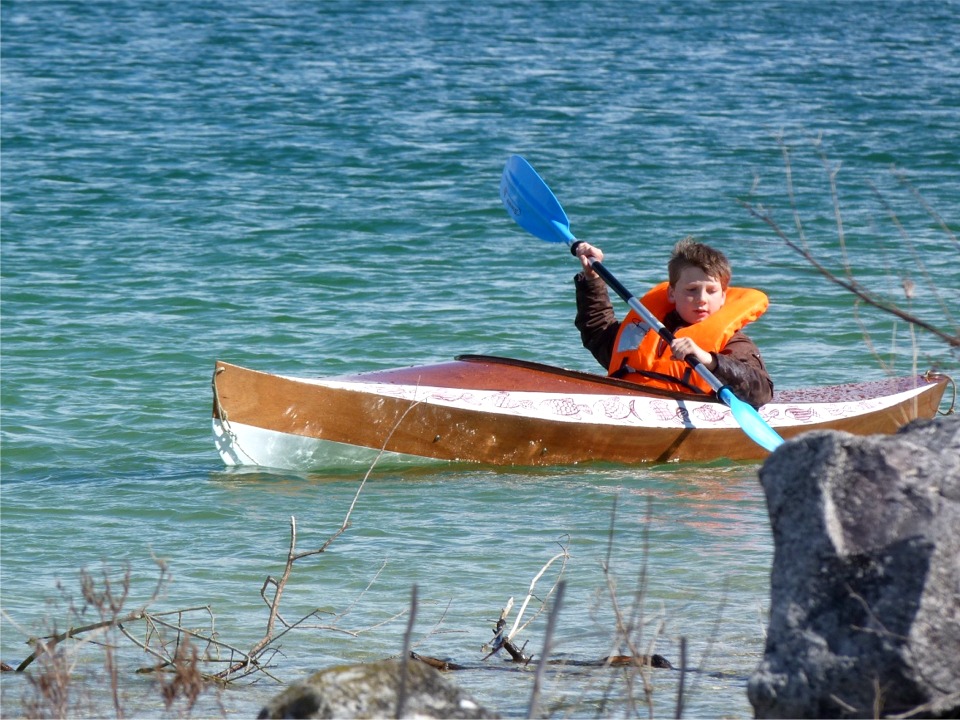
[748,415,960,719]
[258,658,499,719]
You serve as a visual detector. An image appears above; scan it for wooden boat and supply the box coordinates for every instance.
[211,355,950,471]
[206,355,951,471]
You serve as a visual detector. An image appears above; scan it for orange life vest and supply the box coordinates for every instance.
[608,282,768,394]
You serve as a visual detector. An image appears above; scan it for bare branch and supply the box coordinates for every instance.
[526,580,566,719]
[396,585,419,720]
[739,198,960,348]
[868,180,958,330]
[16,610,148,673]
[892,168,958,249]
[238,400,424,677]
[506,545,570,644]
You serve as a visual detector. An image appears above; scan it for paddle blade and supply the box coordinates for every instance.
[717,387,785,452]
[500,155,576,245]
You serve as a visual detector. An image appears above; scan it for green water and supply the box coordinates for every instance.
[2,0,957,716]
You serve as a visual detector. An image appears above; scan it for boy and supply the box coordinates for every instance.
[573,237,773,408]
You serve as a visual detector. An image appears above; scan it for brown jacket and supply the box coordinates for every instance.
[574,272,774,407]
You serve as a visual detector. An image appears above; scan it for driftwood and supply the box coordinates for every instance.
[412,651,674,673]
[411,565,674,677]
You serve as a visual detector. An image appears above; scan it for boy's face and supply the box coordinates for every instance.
[668,266,726,325]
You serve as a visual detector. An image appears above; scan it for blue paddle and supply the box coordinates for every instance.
[500,154,784,453]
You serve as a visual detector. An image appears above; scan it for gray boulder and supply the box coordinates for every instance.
[748,415,960,719]
[258,658,498,719]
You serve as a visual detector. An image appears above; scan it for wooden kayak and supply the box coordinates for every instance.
[210,355,951,471]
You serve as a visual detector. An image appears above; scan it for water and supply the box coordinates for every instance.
[2,0,957,716]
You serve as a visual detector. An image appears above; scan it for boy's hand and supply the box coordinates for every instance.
[574,242,604,279]
[670,337,716,370]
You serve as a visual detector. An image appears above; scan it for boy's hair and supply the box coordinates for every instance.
[667,236,732,289]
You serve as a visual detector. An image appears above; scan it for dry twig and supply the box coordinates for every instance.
[740,138,959,350]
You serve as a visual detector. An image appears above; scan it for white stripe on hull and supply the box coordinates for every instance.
[293,377,935,430]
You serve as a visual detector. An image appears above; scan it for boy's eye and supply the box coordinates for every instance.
[684,285,720,295]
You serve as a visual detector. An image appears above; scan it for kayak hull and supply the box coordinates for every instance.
[211,355,950,471]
